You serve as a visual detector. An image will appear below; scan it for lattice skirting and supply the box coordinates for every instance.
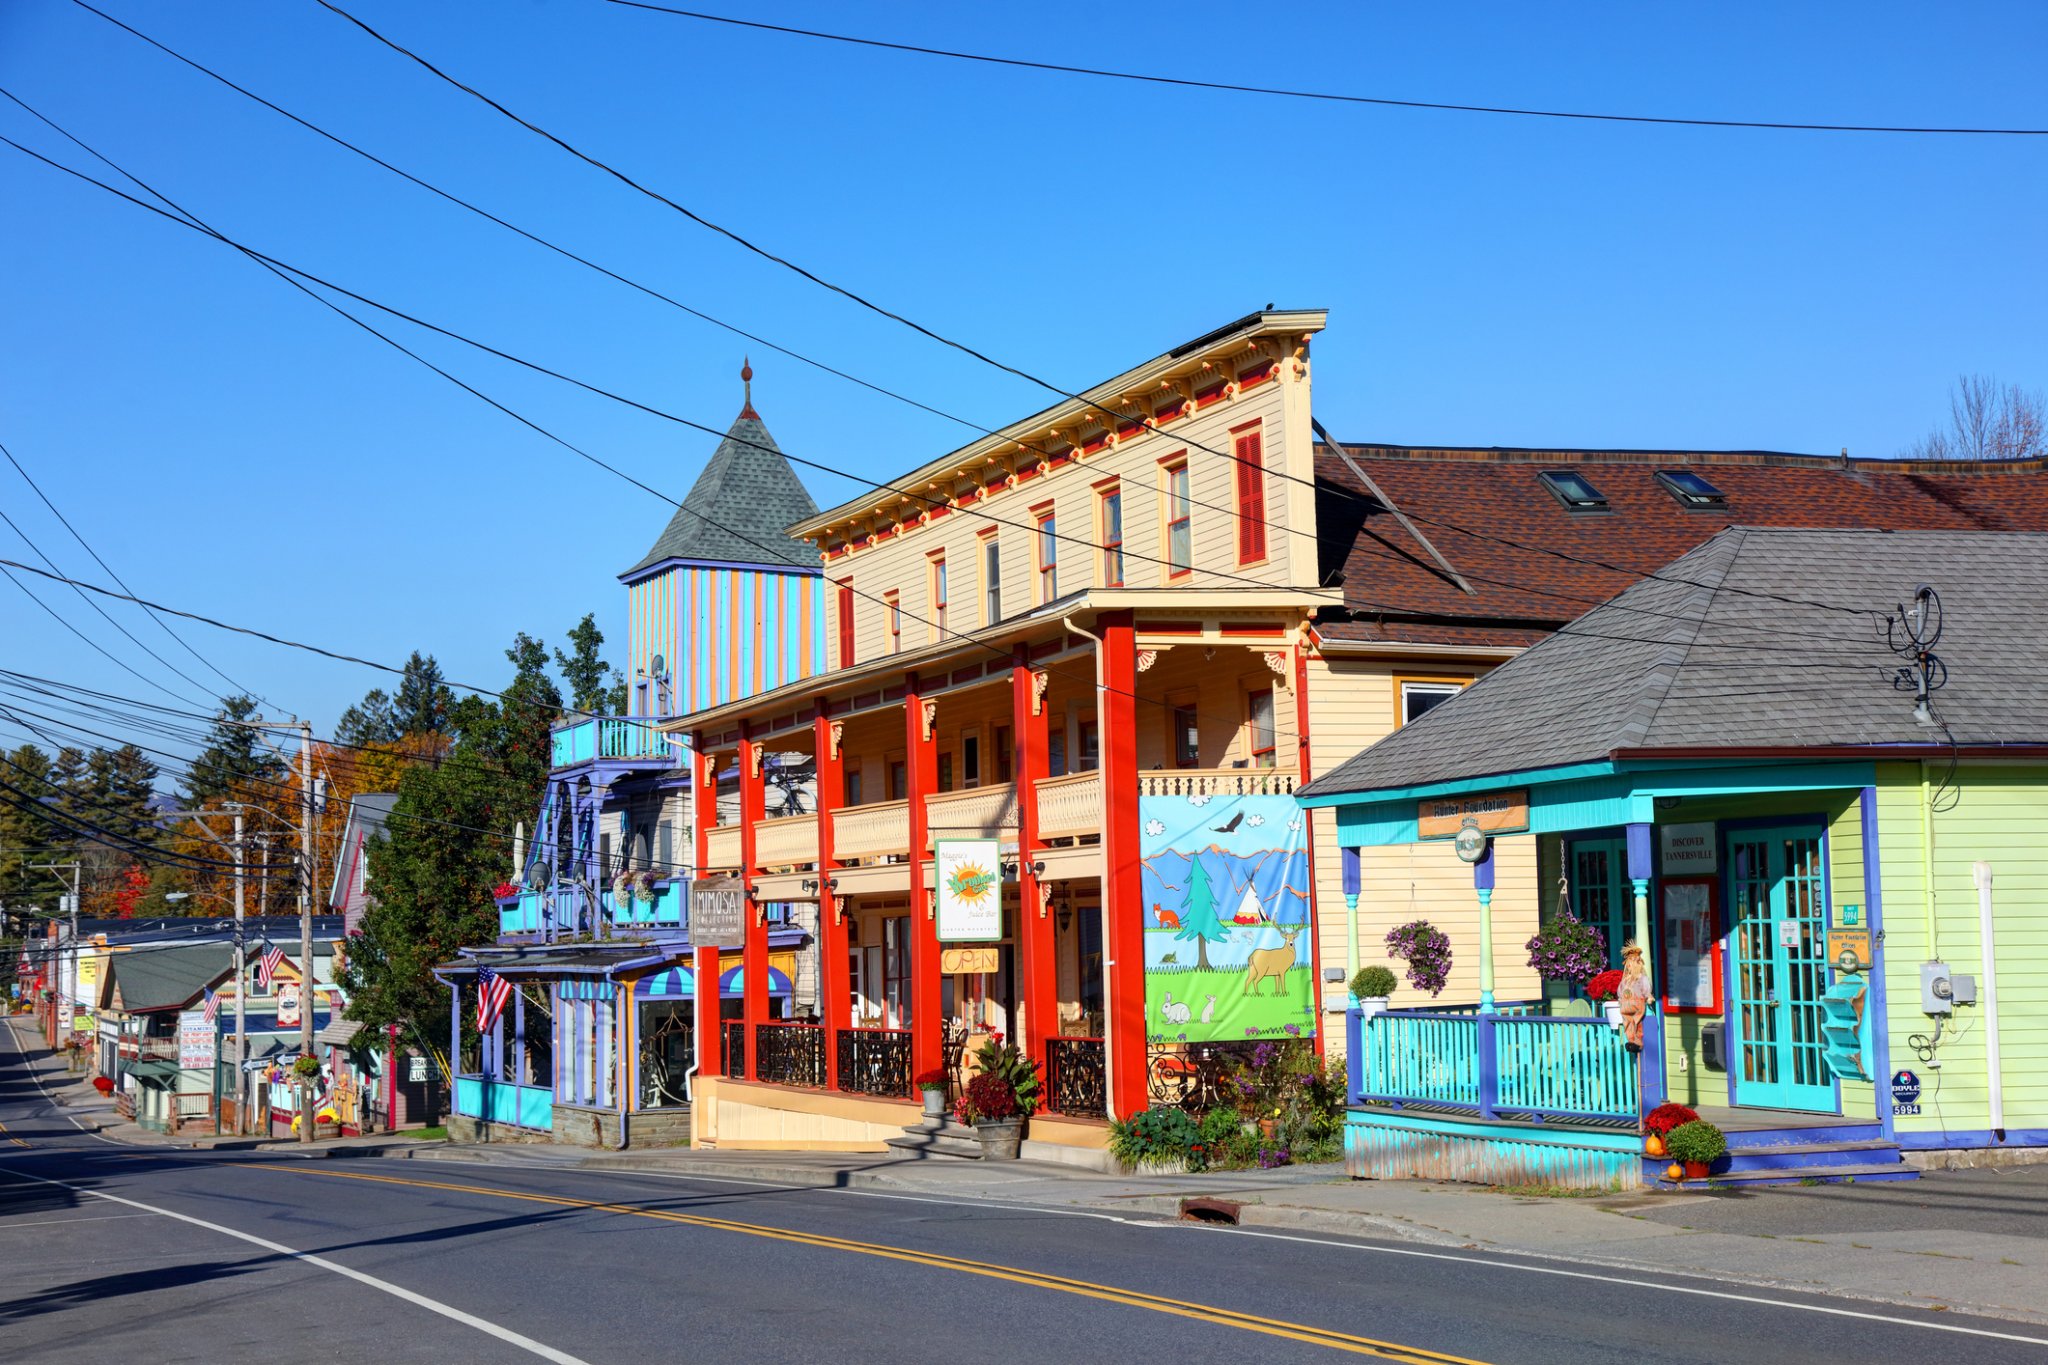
[1345,1110,1642,1191]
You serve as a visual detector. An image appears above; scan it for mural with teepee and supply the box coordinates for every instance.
[1138,791,1314,1045]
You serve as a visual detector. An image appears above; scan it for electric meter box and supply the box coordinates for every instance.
[1948,974,1978,1006]
[1920,961,1953,1014]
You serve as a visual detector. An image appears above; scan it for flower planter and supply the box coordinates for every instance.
[974,1117,1024,1160]
[920,1089,947,1119]
[1258,1119,1279,1142]
[1357,996,1389,1021]
[1603,1001,1625,1030]
[1683,1161,1710,1181]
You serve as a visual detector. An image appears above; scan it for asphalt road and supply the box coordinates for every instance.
[3,1027,2044,1365]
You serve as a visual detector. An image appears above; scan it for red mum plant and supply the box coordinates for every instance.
[914,1068,950,1093]
[92,1075,114,1095]
[1644,1102,1700,1137]
[1584,969,1624,1003]
[491,882,519,901]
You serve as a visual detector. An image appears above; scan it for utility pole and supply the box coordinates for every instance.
[299,719,316,1145]
[233,809,248,1136]
[31,861,81,1049]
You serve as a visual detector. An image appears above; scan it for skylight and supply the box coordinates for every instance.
[1537,469,1609,512]
[1655,469,1729,508]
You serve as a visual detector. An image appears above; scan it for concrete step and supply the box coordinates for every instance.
[1721,1139,1905,1173]
[886,1116,984,1160]
[1654,1161,1920,1192]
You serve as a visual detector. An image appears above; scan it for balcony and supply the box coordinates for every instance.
[755,813,820,870]
[705,823,742,872]
[832,798,910,863]
[925,783,1018,845]
[1033,772,1101,841]
[550,717,674,769]
[1136,767,1298,799]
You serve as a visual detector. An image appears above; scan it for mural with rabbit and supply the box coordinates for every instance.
[1139,791,1314,1045]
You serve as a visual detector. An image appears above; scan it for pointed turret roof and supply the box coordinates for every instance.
[621,361,821,580]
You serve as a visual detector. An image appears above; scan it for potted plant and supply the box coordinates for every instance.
[92,1075,114,1096]
[914,1067,950,1119]
[959,1073,1024,1158]
[632,871,657,904]
[1642,1101,1698,1157]
[1348,965,1398,1018]
[1385,921,1453,998]
[1585,968,1625,1028]
[1665,1119,1727,1180]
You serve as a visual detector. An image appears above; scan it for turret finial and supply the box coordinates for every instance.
[740,356,757,418]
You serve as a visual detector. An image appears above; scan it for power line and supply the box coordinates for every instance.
[0,433,266,704]
[600,2,2048,138]
[297,3,1897,631]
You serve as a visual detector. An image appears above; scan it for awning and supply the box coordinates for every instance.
[127,1059,180,1082]
[315,1019,364,1048]
[638,965,793,998]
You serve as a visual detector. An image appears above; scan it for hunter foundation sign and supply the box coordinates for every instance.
[1416,790,1529,840]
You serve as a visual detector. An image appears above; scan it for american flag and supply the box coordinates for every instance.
[476,967,514,1034]
[258,945,288,992]
[201,989,219,1024]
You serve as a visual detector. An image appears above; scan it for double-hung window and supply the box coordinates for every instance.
[929,555,948,640]
[1036,510,1058,603]
[1098,487,1124,587]
[885,591,901,653]
[835,580,855,667]
[1246,688,1277,769]
[982,537,1002,624]
[1164,461,1192,576]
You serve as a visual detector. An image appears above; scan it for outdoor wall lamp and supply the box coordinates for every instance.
[1056,903,1073,932]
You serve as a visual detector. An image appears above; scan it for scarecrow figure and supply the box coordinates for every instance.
[1617,941,1652,1051]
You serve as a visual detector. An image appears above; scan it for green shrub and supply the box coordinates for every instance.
[1665,1120,1727,1166]
[1349,966,1398,999]
[1108,1106,1201,1167]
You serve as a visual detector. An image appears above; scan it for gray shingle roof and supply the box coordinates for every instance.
[104,943,234,1013]
[1300,528,2048,800]
[621,404,819,577]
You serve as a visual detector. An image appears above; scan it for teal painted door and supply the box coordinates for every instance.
[1727,829,1837,1112]
[1568,837,1629,972]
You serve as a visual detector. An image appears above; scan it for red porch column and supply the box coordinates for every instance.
[690,737,714,875]
[695,944,721,1077]
[903,674,942,1078]
[1010,647,1056,1071]
[738,723,768,1080]
[1099,610,1147,1120]
[813,703,849,1085]
[1292,639,1328,1060]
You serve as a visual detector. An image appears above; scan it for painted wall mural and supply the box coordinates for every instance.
[1139,791,1314,1045]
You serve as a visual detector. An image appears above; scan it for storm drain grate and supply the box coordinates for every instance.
[1178,1197,1242,1226]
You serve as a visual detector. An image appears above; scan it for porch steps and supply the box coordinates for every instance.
[885,1115,984,1160]
[1648,1133,1918,1190]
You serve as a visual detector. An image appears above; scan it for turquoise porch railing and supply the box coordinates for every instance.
[609,878,686,929]
[549,718,673,768]
[499,890,545,936]
[453,1077,555,1130]
[1348,1008,1640,1123]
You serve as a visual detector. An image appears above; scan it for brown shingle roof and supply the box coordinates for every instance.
[1314,446,2048,643]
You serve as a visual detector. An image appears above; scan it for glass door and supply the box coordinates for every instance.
[1727,828,1836,1112]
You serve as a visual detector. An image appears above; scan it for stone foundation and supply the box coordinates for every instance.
[549,1104,693,1150]
[447,1114,553,1145]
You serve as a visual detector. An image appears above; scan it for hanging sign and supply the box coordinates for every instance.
[276,982,302,1029]
[940,946,1000,974]
[1827,926,1872,974]
[1416,790,1528,840]
[177,1010,216,1071]
[689,878,747,949]
[934,839,1002,942]
[1658,823,1719,875]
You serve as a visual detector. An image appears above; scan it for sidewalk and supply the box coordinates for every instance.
[399,1139,2048,1326]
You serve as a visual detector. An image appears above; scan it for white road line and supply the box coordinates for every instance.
[0,1164,591,1364]
[0,1212,156,1229]
[470,1159,2048,1347]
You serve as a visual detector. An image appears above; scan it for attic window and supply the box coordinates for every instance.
[1655,469,1728,508]
[1538,469,1609,513]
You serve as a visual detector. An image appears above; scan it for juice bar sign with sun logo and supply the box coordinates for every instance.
[935,839,1002,942]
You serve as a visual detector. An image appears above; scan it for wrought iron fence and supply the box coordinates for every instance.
[755,1022,827,1089]
[1044,1036,1106,1118]
[834,1028,912,1098]
[1145,1040,1263,1113]
[719,1021,747,1079]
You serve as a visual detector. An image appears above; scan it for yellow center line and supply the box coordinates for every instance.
[265,1165,1487,1363]
[0,1121,25,1148]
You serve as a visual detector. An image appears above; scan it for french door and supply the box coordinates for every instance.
[1727,828,1836,1112]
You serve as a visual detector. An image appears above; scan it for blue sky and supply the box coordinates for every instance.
[2,1,2043,774]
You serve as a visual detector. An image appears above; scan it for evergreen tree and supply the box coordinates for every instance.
[181,697,287,809]
[88,745,160,850]
[554,613,627,716]
[393,652,454,737]
[0,743,57,907]
[334,688,399,747]
[1173,853,1230,971]
[342,633,560,1059]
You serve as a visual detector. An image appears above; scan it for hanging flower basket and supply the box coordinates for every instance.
[632,871,657,904]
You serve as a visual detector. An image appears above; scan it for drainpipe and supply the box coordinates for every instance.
[1061,614,1114,1115]
[1973,862,2004,1141]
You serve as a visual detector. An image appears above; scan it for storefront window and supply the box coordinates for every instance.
[638,999,694,1108]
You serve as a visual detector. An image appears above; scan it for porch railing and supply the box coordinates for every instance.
[1350,1008,1639,1123]
[1136,767,1298,799]
[925,783,1019,844]
[833,799,911,862]
[550,717,672,768]
[754,813,820,870]
[754,1021,827,1089]
[1044,1036,1106,1118]
[704,824,742,873]
[452,1077,555,1130]
[609,878,686,929]
[720,1021,747,1079]
[1033,772,1102,841]
[834,1027,912,1098]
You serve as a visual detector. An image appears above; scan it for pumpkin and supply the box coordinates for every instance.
[1645,1135,1666,1158]
[1665,1162,1685,1182]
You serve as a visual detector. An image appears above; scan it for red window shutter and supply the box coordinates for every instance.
[837,583,855,666]
[1235,432,1267,563]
